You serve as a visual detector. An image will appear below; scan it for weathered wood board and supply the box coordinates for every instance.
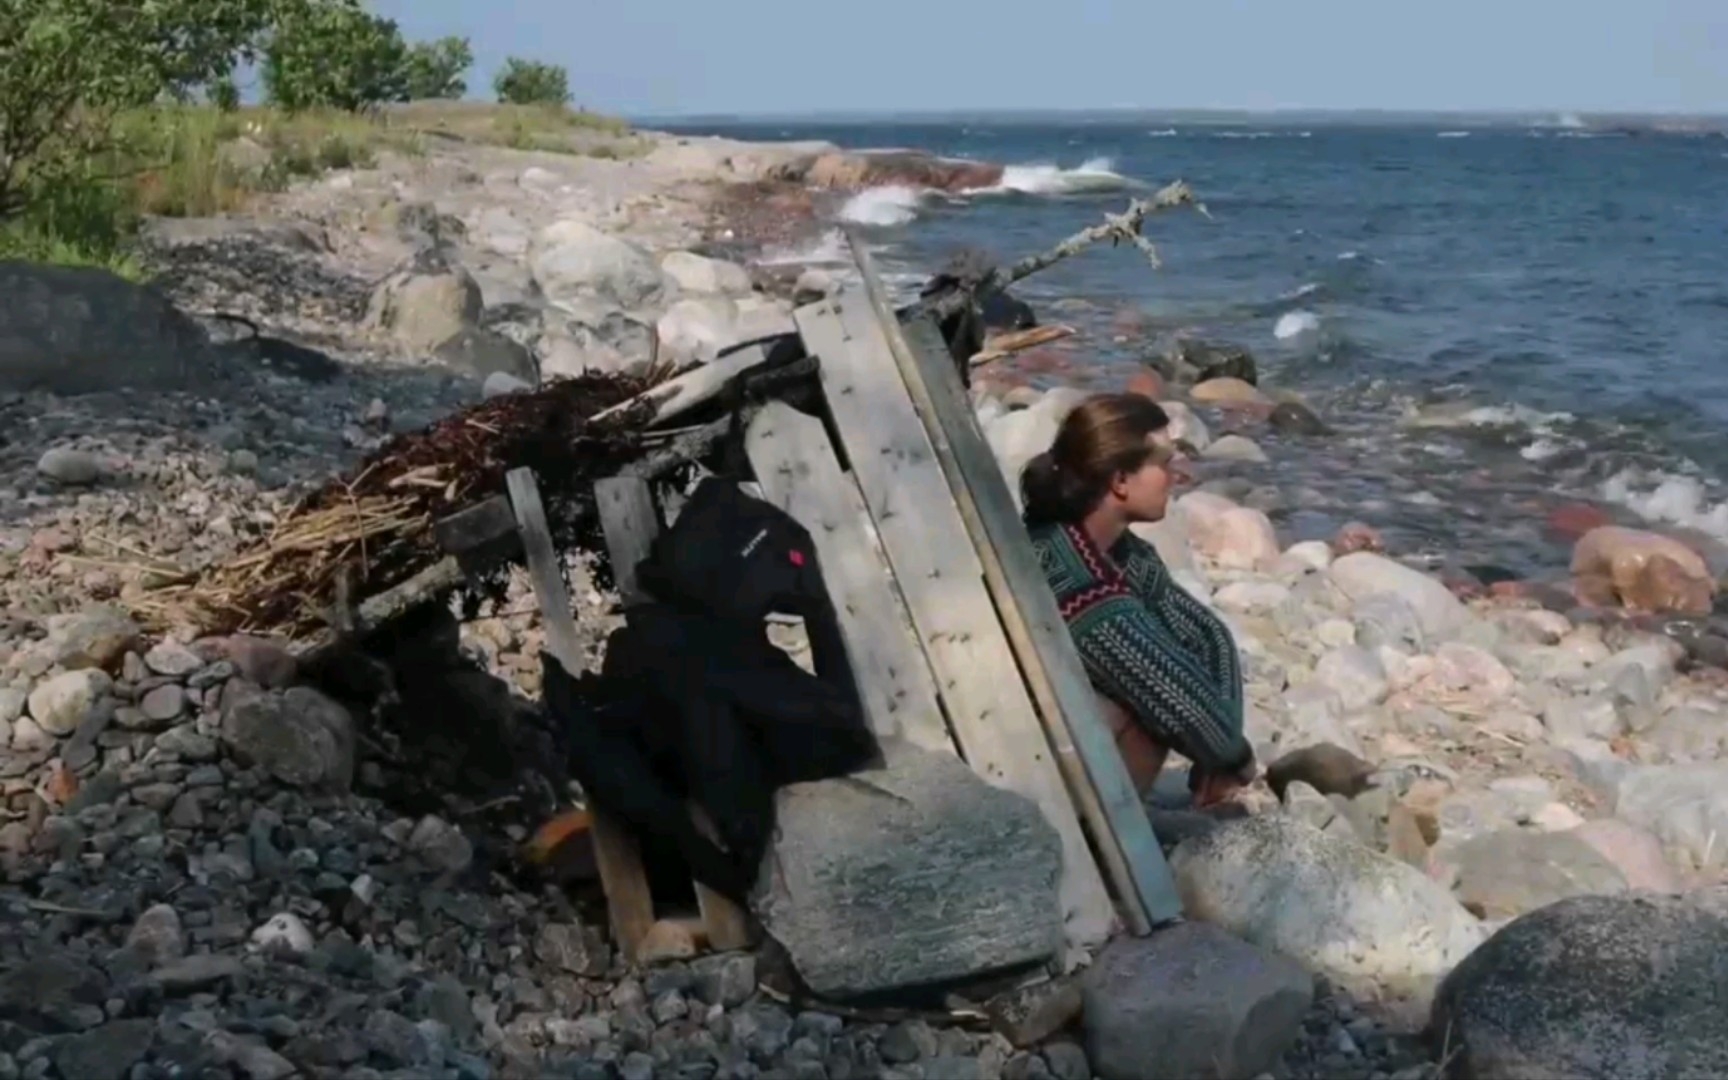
[844,234,1184,929]
[744,400,953,754]
[593,476,754,953]
[506,468,657,961]
[793,297,1117,953]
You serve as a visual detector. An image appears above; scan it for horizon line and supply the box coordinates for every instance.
[625,104,1728,124]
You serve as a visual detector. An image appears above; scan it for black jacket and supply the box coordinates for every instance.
[541,477,879,903]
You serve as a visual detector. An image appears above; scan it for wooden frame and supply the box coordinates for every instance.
[842,230,1184,931]
[793,294,1119,955]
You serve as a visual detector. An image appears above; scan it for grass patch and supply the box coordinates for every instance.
[4,101,636,277]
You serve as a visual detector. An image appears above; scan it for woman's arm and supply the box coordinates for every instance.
[1066,591,1251,774]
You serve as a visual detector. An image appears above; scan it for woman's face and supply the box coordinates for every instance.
[1112,431,1182,523]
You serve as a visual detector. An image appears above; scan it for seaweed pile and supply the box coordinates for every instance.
[132,370,665,642]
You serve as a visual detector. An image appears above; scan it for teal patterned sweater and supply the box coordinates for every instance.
[1028,520,1251,773]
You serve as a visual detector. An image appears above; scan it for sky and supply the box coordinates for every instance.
[366,0,1728,118]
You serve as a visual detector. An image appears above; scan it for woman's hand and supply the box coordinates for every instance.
[1189,752,1258,809]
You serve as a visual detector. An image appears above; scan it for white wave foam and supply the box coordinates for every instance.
[1148,129,1179,138]
[1437,130,1471,138]
[838,185,925,227]
[757,228,851,267]
[970,157,1134,196]
[1274,310,1321,340]
[1211,131,1312,139]
[1338,250,1363,261]
[1600,469,1728,538]
[1281,282,1322,301]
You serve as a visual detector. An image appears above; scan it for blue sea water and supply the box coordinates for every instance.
[662,116,1728,577]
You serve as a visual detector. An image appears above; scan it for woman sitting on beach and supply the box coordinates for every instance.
[1022,393,1257,808]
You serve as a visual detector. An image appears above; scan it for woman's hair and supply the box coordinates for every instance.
[1020,393,1171,525]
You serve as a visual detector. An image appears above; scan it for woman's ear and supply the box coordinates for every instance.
[1106,469,1133,501]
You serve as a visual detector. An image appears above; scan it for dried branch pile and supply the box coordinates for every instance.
[133,370,665,641]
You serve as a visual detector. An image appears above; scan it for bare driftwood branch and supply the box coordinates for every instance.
[916,180,1206,323]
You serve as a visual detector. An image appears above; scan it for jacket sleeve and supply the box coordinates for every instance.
[1066,592,1251,774]
[1119,536,1245,715]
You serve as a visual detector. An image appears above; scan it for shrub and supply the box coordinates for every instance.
[493,58,570,106]
[403,35,472,100]
[263,0,410,112]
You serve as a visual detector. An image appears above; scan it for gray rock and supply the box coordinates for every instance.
[219,684,355,790]
[1350,592,1426,653]
[692,952,756,1008]
[1170,814,1486,1014]
[43,607,140,671]
[529,219,669,313]
[481,370,533,399]
[142,641,204,677]
[407,814,474,874]
[1082,922,1312,1080]
[1451,828,1628,920]
[1432,889,1728,1079]
[1600,762,1728,871]
[126,903,187,964]
[51,1019,154,1080]
[661,250,753,296]
[1202,434,1269,464]
[534,922,611,977]
[205,1030,297,1080]
[365,266,483,354]
[1312,645,1389,711]
[752,738,1064,999]
[27,669,111,737]
[0,263,223,395]
[152,952,242,993]
[36,447,100,485]
[434,325,537,382]
[139,683,186,723]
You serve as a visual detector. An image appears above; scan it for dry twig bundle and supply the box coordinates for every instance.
[132,369,667,641]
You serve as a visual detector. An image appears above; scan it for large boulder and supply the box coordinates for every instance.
[1158,339,1259,386]
[1571,525,1715,615]
[1594,762,1728,872]
[432,326,538,383]
[528,219,670,313]
[0,263,222,395]
[1173,492,1280,570]
[1170,814,1487,1018]
[1431,890,1728,1079]
[1328,553,1469,642]
[364,266,483,354]
[752,739,1063,999]
[1082,922,1311,1080]
[656,297,741,365]
[219,684,357,791]
[983,388,1091,502]
[1449,828,1629,920]
[660,250,753,297]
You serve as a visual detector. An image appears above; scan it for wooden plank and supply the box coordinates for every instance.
[433,495,517,555]
[507,467,657,963]
[846,235,1183,929]
[793,299,1117,955]
[593,475,755,953]
[744,400,953,754]
[589,344,771,425]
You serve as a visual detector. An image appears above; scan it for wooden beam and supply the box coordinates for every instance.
[593,475,754,954]
[794,297,1117,957]
[506,467,657,963]
[744,400,953,754]
[589,344,772,425]
[844,232,1184,931]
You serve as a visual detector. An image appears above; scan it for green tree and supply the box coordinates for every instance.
[263,0,410,112]
[402,35,471,100]
[0,0,279,219]
[493,57,570,106]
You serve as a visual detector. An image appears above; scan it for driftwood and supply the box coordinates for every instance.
[911,180,1205,326]
[969,325,1076,367]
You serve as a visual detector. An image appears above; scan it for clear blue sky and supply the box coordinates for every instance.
[367,0,1728,118]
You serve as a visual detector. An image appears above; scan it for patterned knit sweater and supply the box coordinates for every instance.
[1028,520,1250,773]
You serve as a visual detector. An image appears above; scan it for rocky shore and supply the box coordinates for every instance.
[1,118,1726,1080]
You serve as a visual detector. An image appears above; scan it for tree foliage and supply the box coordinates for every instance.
[493,58,571,107]
[262,0,411,112]
[0,0,281,218]
[402,36,472,100]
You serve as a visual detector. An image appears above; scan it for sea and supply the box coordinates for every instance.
[657,114,1728,581]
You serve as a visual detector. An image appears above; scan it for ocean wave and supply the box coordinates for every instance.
[838,185,927,227]
[1211,131,1312,140]
[1148,129,1179,138]
[1274,310,1321,340]
[1437,131,1471,139]
[1601,469,1728,538]
[967,157,1136,197]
